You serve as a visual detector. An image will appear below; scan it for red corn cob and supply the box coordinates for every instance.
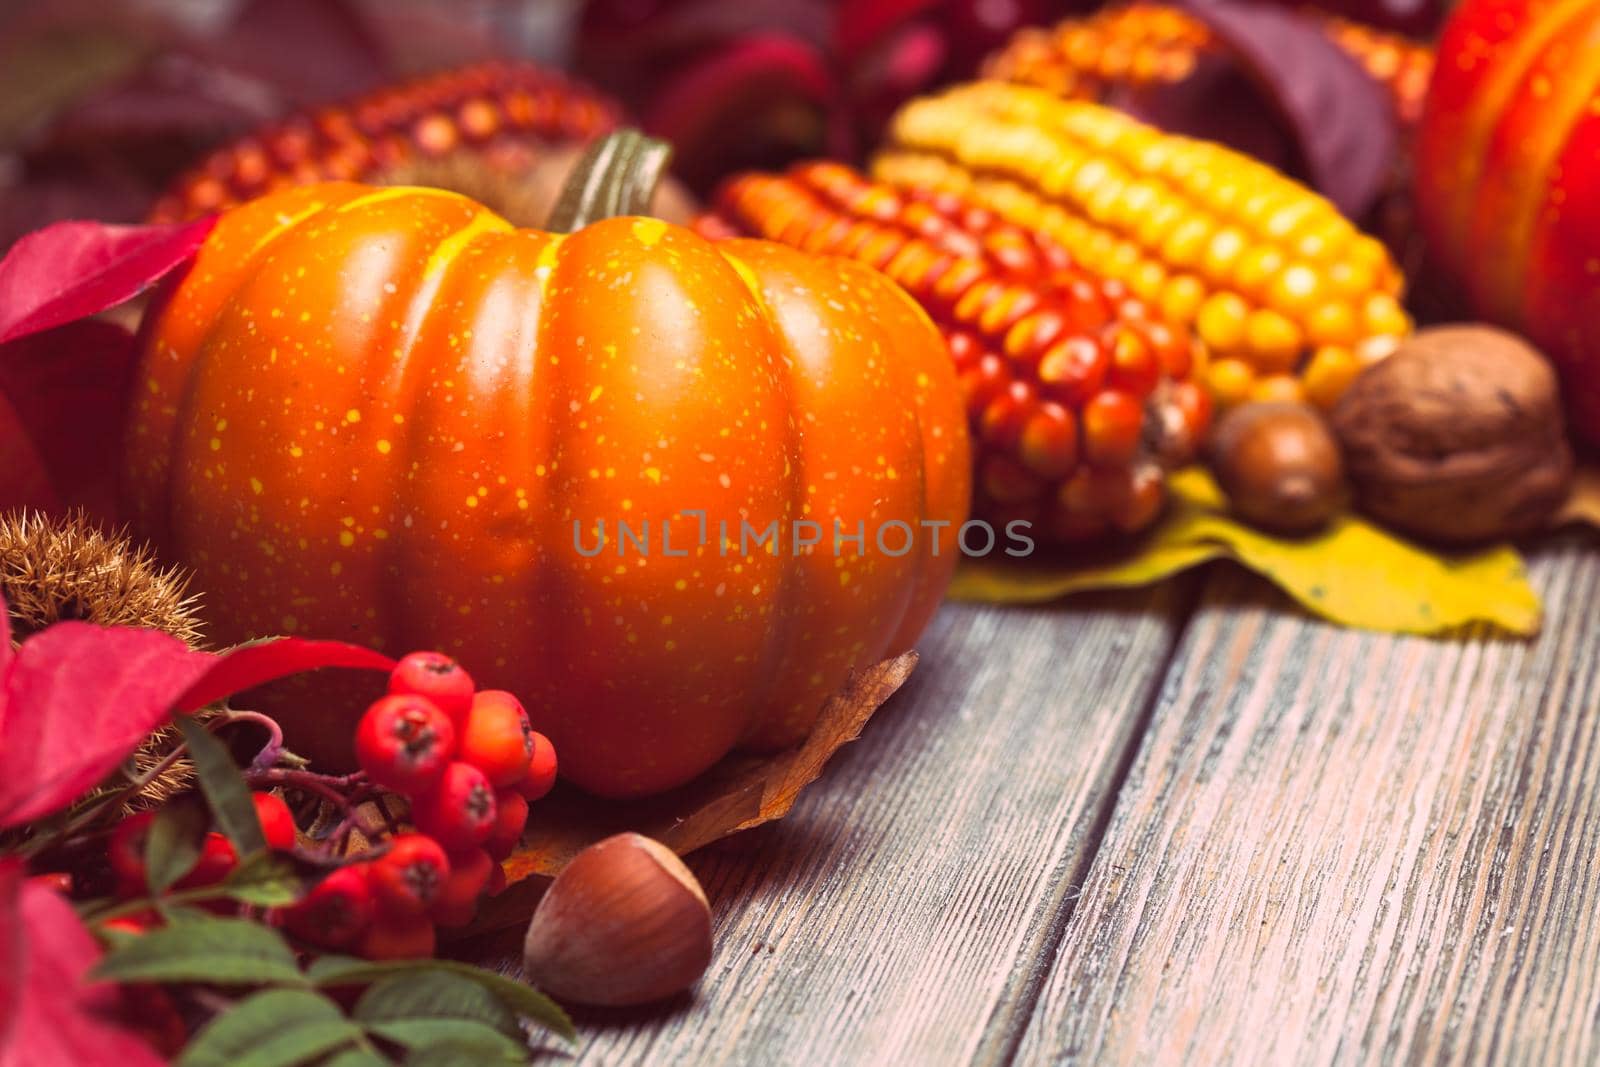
[149,61,622,223]
[698,161,1211,544]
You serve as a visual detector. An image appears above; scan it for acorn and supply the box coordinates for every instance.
[1207,402,1346,534]
[522,833,712,1006]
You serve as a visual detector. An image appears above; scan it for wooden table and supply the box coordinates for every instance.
[481,534,1600,1065]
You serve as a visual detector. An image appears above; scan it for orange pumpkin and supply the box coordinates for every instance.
[1416,0,1600,441]
[125,133,970,798]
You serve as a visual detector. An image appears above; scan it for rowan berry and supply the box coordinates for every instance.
[355,693,457,794]
[109,812,156,892]
[516,730,558,802]
[458,689,534,787]
[100,913,157,937]
[485,790,529,862]
[388,651,475,729]
[431,847,494,928]
[282,864,374,948]
[176,832,238,889]
[411,762,497,850]
[359,917,437,960]
[252,792,297,850]
[367,833,451,918]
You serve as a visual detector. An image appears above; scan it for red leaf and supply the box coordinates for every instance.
[0,863,165,1067]
[174,638,396,714]
[1176,0,1398,218]
[0,320,137,519]
[0,216,214,345]
[0,622,211,829]
[0,583,391,829]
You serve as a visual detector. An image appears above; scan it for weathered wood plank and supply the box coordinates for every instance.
[493,588,1192,1065]
[1017,536,1600,1066]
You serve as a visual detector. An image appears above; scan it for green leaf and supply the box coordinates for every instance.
[320,1052,393,1067]
[402,1041,524,1067]
[950,467,1543,636]
[220,850,305,906]
[179,715,267,855]
[309,957,573,1041]
[354,972,519,1036]
[92,915,304,986]
[145,794,207,894]
[367,1019,526,1060]
[178,989,360,1067]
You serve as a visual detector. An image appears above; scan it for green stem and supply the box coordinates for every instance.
[20,740,192,858]
[546,129,674,233]
[82,883,225,924]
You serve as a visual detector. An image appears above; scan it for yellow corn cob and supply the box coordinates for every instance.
[874,82,1410,410]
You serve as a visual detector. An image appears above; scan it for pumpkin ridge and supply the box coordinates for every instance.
[152,192,359,553]
[1473,10,1600,322]
[712,244,811,748]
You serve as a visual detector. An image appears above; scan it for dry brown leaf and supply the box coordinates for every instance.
[466,651,918,933]
[1556,463,1600,529]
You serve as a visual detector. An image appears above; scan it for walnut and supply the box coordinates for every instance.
[1330,325,1573,545]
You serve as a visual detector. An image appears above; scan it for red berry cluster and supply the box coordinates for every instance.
[284,652,556,958]
[98,651,557,963]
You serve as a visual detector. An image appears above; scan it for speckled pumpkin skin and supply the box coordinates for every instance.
[125,182,970,797]
[1416,0,1600,443]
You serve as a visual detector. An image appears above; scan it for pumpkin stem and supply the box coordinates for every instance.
[546,129,674,233]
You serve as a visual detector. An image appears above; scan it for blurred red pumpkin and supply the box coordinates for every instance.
[1416,0,1600,444]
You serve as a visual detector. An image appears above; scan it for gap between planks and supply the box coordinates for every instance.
[471,581,1201,1066]
[1015,534,1600,1066]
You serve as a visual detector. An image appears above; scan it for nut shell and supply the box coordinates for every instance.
[522,832,711,1006]
[1331,325,1573,545]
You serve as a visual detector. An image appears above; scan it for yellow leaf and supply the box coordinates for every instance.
[1556,463,1600,529]
[951,467,1542,635]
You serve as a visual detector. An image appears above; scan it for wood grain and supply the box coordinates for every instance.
[487,589,1193,1065]
[1017,537,1600,1066]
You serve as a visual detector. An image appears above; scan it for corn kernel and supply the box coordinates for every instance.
[1305,301,1361,347]
[1197,291,1250,352]
[1205,357,1256,408]
[1362,292,1410,336]
[1201,226,1248,282]
[1160,216,1212,269]
[1302,345,1362,408]
[1267,263,1323,316]
[1234,247,1286,298]
[1244,309,1304,373]
[1128,259,1168,301]
[1249,373,1306,404]
[1158,273,1207,325]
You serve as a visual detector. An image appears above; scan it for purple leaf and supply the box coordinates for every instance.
[198,0,388,106]
[1176,0,1398,218]
[0,320,137,518]
[0,217,214,344]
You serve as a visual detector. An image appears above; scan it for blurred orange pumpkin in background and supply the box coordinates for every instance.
[1416,0,1600,444]
[123,133,971,798]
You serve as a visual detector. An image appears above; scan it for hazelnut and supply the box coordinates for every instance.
[1207,402,1346,534]
[522,832,712,1006]
[1331,325,1574,545]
